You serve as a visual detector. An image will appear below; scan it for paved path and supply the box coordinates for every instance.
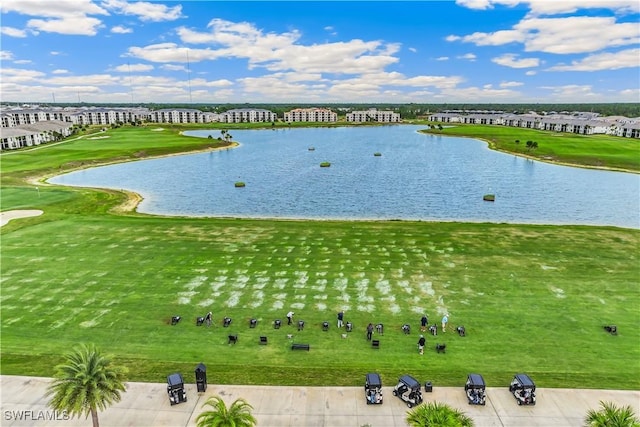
[1,376,638,427]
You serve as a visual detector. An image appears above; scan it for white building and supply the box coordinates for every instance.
[148,108,216,124]
[218,108,277,123]
[0,120,73,150]
[284,108,337,123]
[346,108,400,123]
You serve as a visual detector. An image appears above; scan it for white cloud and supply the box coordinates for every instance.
[435,56,449,61]
[499,81,523,87]
[1,0,108,36]
[113,63,154,72]
[50,51,62,56]
[45,74,121,86]
[619,88,640,99]
[492,54,539,68]
[0,67,46,83]
[27,16,104,36]
[525,70,537,75]
[1,51,14,60]
[450,15,639,54]
[438,85,522,102]
[0,0,108,18]
[111,25,132,34]
[102,0,183,22]
[14,59,32,64]
[455,0,639,15]
[547,48,640,71]
[539,84,597,100]
[408,47,417,53]
[161,64,188,72]
[458,53,477,61]
[0,26,28,37]
[52,69,69,74]
[129,19,402,75]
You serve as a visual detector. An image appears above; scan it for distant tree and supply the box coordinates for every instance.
[46,344,127,427]
[585,401,640,427]
[207,134,213,139]
[406,401,474,427]
[438,124,443,130]
[195,396,257,427]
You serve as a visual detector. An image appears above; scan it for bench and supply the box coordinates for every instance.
[291,343,310,351]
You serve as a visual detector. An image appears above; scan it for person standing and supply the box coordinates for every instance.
[286,311,294,325]
[441,314,449,333]
[337,310,344,328]
[205,311,212,327]
[417,335,426,355]
[420,314,428,332]
[366,323,374,341]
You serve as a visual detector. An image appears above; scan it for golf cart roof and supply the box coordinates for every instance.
[399,375,420,389]
[366,373,382,387]
[167,373,184,386]
[514,374,535,388]
[467,373,486,387]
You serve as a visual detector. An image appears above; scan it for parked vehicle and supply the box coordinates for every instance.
[465,373,486,405]
[364,373,383,404]
[167,373,187,405]
[392,375,423,408]
[509,373,536,405]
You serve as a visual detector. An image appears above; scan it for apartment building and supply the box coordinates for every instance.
[218,108,277,123]
[346,108,401,123]
[148,108,219,124]
[284,108,337,123]
[0,120,73,150]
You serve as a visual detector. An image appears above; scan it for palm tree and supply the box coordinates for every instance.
[406,401,474,427]
[46,344,127,427]
[585,401,640,427]
[196,396,257,427]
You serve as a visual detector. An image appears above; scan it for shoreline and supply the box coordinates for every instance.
[419,129,639,175]
[24,127,638,228]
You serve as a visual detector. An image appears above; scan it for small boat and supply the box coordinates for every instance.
[483,194,495,202]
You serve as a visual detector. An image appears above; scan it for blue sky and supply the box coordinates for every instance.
[1,0,639,104]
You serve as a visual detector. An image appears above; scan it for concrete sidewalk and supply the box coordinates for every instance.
[1,375,638,427]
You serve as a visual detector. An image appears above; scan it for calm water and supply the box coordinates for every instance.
[49,125,639,228]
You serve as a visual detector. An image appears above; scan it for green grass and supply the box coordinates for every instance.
[423,124,640,172]
[1,124,639,390]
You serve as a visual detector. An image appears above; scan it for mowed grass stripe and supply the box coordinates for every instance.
[1,216,638,389]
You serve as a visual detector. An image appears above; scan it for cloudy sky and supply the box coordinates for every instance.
[1,0,638,104]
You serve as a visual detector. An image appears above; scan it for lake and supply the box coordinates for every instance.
[49,125,640,228]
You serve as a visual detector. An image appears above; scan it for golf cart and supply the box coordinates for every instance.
[465,373,486,405]
[509,373,536,405]
[392,375,423,408]
[167,373,187,405]
[364,373,383,404]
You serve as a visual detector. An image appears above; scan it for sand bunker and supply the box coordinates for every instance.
[0,210,44,227]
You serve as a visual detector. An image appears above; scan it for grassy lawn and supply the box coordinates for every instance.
[1,124,639,390]
[422,124,640,172]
